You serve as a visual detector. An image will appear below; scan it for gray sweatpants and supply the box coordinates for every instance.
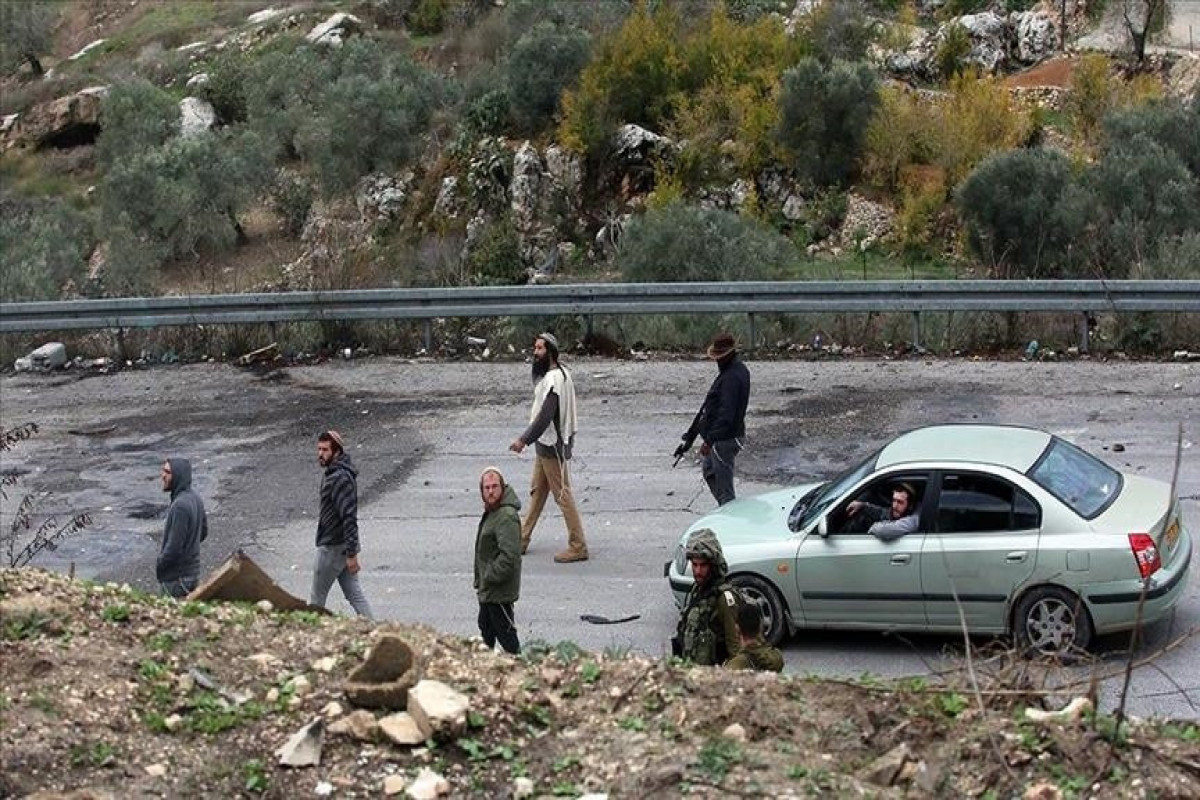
[310,545,374,619]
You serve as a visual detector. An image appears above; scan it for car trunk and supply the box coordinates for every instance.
[1092,475,1185,567]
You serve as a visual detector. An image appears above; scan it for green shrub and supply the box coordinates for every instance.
[100,130,272,268]
[0,1,57,76]
[1068,53,1115,142]
[270,172,314,237]
[615,202,796,282]
[1087,135,1200,275]
[1141,232,1200,280]
[956,148,1082,278]
[200,51,249,125]
[559,3,683,159]
[96,79,180,168]
[935,23,971,80]
[467,215,525,286]
[464,88,511,136]
[1102,96,1200,181]
[777,58,878,188]
[725,0,781,23]
[0,193,93,301]
[801,0,875,64]
[291,40,446,195]
[937,71,1033,188]
[507,22,592,134]
[245,43,327,160]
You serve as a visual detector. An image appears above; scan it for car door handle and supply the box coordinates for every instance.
[890,554,911,565]
[1005,551,1028,563]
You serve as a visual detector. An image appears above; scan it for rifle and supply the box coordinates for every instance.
[672,404,706,467]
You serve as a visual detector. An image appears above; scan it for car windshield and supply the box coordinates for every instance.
[1027,437,1122,520]
[792,448,880,531]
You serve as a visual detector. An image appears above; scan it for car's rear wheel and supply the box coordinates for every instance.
[1013,586,1093,658]
[729,574,788,646]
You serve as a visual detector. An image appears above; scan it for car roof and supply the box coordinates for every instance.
[876,424,1053,473]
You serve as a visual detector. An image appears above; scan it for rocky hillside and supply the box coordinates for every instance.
[1,1,1199,356]
[2,568,1199,798]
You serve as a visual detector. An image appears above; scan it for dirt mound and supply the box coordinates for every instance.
[1006,57,1077,88]
[2,569,1197,798]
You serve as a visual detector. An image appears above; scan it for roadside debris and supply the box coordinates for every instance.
[236,342,280,367]
[13,342,67,372]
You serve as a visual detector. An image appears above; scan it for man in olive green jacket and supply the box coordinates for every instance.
[725,601,783,672]
[673,528,743,666]
[474,467,522,654]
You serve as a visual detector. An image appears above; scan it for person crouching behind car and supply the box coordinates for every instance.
[725,602,783,672]
[672,528,744,666]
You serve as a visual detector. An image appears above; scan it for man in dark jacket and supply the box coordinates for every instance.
[157,457,208,598]
[312,430,373,618]
[674,332,751,505]
[474,466,523,654]
[673,528,743,666]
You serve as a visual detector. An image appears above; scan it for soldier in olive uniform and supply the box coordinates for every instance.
[672,528,743,666]
[725,601,783,672]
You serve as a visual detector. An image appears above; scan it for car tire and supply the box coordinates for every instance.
[729,573,788,646]
[1013,586,1093,658]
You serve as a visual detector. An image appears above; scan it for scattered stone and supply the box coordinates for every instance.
[312,656,338,673]
[1023,697,1093,724]
[163,713,184,732]
[405,768,450,799]
[383,774,407,795]
[861,742,911,786]
[1023,781,1063,800]
[185,73,209,89]
[1111,444,1125,453]
[321,701,344,718]
[255,600,274,613]
[329,709,378,741]
[289,674,312,696]
[248,653,281,670]
[379,711,427,746]
[315,780,334,796]
[144,763,167,777]
[407,680,470,739]
[721,723,747,742]
[276,719,324,767]
[512,776,535,799]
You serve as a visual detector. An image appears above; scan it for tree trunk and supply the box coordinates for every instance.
[25,54,44,76]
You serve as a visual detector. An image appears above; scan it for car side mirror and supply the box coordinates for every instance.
[817,516,829,538]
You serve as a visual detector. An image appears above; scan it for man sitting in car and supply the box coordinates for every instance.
[845,482,920,540]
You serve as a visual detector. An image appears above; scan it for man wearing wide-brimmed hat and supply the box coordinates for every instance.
[674,332,751,505]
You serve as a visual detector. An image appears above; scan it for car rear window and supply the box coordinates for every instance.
[1027,437,1122,520]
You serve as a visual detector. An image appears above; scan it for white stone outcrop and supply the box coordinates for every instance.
[407,680,470,739]
[179,97,216,138]
[306,13,362,47]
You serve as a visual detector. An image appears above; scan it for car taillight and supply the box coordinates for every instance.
[1128,533,1161,579]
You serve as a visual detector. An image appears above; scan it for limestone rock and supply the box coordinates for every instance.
[68,39,106,61]
[179,97,217,138]
[384,774,407,795]
[407,680,470,739]
[379,711,427,745]
[306,13,363,47]
[838,194,894,249]
[11,86,107,150]
[329,709,378,741]
[721,723,747,742]
[276,719,324,767]
[432,176,462,219]
[1012,11,1058,65]
[861,742,910,786]
[405,768,450,799]
[356,172,411,222]
[513,776,535,799]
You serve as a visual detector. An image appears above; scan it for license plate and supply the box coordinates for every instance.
[1164,519,1180,550]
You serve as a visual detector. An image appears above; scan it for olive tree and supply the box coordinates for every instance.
[0,1,57,76]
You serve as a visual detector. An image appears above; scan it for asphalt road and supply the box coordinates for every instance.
[1,356,1197,720]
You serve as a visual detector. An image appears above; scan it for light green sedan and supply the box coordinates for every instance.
[666,424,1191,657]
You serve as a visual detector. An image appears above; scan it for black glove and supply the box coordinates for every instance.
[673,442,689,459]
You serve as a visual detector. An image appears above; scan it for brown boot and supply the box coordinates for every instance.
[520,538,530,555]
[553,548,589,564]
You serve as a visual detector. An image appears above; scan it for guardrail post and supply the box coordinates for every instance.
[1078,313,1090,354]
[422,319,433,353]
[747,313,756,353]
[911,312,921,351]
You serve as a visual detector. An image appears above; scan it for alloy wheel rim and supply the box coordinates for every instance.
[1026,597,1076,654]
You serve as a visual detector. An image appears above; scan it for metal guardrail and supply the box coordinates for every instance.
[2,281,1198,333]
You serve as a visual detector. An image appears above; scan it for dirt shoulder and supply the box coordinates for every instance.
[2,569,1198,799]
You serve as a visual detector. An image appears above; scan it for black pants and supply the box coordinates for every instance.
[478,601,520,654]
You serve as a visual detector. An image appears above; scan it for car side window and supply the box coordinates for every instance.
[935,473,1041,533]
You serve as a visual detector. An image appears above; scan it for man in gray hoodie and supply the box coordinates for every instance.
[157,458,208,598]
[312,430,373,618]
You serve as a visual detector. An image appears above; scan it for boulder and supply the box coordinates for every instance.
[306,13,363,47]
[11,86,107,150]
[407,680,470,739]
[356,172,411,222]
[611,124,676,168]
[179,97,217,139]
[957,13,1008,74]
[378,711,427,745]
[1012,11,1058,65]
[248,7,286,25]
[405,768,450,799]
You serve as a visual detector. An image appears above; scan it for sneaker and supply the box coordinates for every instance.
[553,549,589,563]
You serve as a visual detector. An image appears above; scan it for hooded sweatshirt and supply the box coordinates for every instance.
[317,452,361,556]
[474,478,522,604]
[157,457,208,583]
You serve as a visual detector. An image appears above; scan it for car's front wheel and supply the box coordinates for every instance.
[729,574,788,646]
[1013,586,1093,658]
